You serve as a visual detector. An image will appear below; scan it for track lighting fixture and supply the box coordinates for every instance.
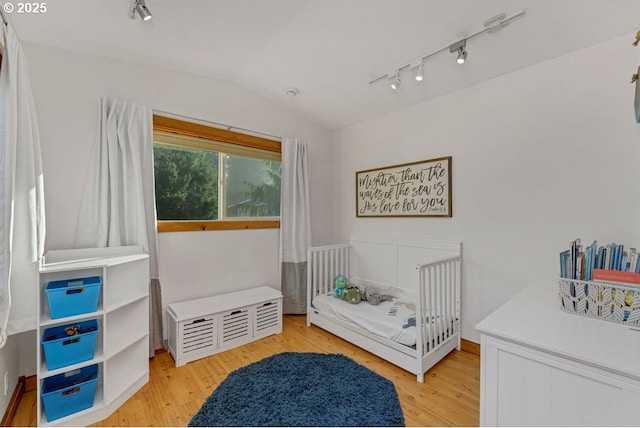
[390,72,401,90]
[413,60,424,82]
[456,43,467,64]
[129,0,152,22]
[369,10,525,89]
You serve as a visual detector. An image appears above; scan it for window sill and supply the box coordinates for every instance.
[157,220,280,232]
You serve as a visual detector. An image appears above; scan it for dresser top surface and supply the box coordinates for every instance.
[476,279,640,378]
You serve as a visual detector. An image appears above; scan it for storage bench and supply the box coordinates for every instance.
[166,286,282,367]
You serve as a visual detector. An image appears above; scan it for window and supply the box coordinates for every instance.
[153,115,281,232]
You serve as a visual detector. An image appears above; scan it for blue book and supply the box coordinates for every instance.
[617,245,625,270]
[605,244,613,270]
[596,247,605,270]
[612,244,619,270]
[589,241,597,280]
[560,250,569,278]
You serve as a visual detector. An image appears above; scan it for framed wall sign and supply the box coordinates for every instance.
[355,156,452,217]
[635,66,640,124]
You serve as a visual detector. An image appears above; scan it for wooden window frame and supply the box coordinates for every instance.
[153,115,281,232]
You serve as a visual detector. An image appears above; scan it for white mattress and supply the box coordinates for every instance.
[312,292,417,347]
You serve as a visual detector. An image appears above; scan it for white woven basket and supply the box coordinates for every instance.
[558,278,640,326]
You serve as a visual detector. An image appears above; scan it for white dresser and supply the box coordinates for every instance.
[476,280,640,427]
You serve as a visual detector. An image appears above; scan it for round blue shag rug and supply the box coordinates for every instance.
[189,352,405,427]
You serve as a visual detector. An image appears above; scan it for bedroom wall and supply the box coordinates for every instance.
[26,43,336,293]
[9,43,336,379]
[333,32,640,343]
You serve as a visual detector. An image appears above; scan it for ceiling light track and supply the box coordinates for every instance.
[368,9,525,87]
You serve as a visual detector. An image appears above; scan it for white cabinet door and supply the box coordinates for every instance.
[481,335,640,427]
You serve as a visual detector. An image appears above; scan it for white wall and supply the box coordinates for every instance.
[0,335,19,415]
[5,44,336,384]
[24,42,335,297]
[334,33,640,343]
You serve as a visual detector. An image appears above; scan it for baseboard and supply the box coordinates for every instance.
[1,375,25,427]
[24,375,36,392]
[461,339,480,356]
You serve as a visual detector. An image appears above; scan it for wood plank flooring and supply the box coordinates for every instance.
[11,315,479,426]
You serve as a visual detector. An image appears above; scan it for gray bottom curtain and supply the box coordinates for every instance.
[149,278,164,356]
[282,262,307,314]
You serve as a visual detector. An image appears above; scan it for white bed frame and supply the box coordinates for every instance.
[306,235,461,382]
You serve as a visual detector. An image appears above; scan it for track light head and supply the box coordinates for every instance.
[456,46,467,64]
[412,60,424,82]
[449,39,467,65]
[390,72,401,90]
[130,0,152,21]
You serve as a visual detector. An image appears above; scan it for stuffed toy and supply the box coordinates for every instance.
[333,274,348,298]
[65,325,80,336]
[341,284,361,304]
[361,286,393,305]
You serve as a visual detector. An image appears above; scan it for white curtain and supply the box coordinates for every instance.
[76,97,163,356]
[279,138,310,314]
[0,23,46,344]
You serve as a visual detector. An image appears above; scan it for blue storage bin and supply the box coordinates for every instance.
[41,364,99,422]
[45,276,101,319]
[41,319,99,370]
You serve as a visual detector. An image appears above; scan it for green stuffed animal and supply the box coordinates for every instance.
[333,274,348,298]
[341,284,362,304]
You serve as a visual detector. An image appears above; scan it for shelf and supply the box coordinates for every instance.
[40,246,148,272]
[36,246,149,426]
[106,332,148,361]
[108,292,148,313]
[39,308,105,328]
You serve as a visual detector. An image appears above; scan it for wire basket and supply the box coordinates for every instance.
[558,278,640,326]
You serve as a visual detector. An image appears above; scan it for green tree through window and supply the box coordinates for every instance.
[242,160,281,217]
[225,157,281,218]
[153,144,218,220]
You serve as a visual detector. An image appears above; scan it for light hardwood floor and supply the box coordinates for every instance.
[11,315,479,426]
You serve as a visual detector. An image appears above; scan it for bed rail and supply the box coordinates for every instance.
[307,244,351,317]
[417,256,461,355]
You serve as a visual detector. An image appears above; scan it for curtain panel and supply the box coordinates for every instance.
[0,23,46,343]
[76,97,163,356]
[279,138,310,314]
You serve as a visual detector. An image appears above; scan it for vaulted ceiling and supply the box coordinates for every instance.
[7,0,640,129]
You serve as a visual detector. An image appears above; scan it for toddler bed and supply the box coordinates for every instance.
[306,235,461,382]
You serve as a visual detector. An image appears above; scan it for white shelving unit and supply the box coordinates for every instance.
[37,246,150,427]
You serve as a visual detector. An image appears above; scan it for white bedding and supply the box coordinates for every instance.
[312,293,417,347]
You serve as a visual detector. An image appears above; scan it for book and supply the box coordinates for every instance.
[588,241,597,280]
[629,248,638,273]
[596,247,605,270]
[605,244,613,270]
[572,239,582,280]
[616,245,624,270]
[593,269,640,285]
[559,250,570,278]
[576,253,584,280]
